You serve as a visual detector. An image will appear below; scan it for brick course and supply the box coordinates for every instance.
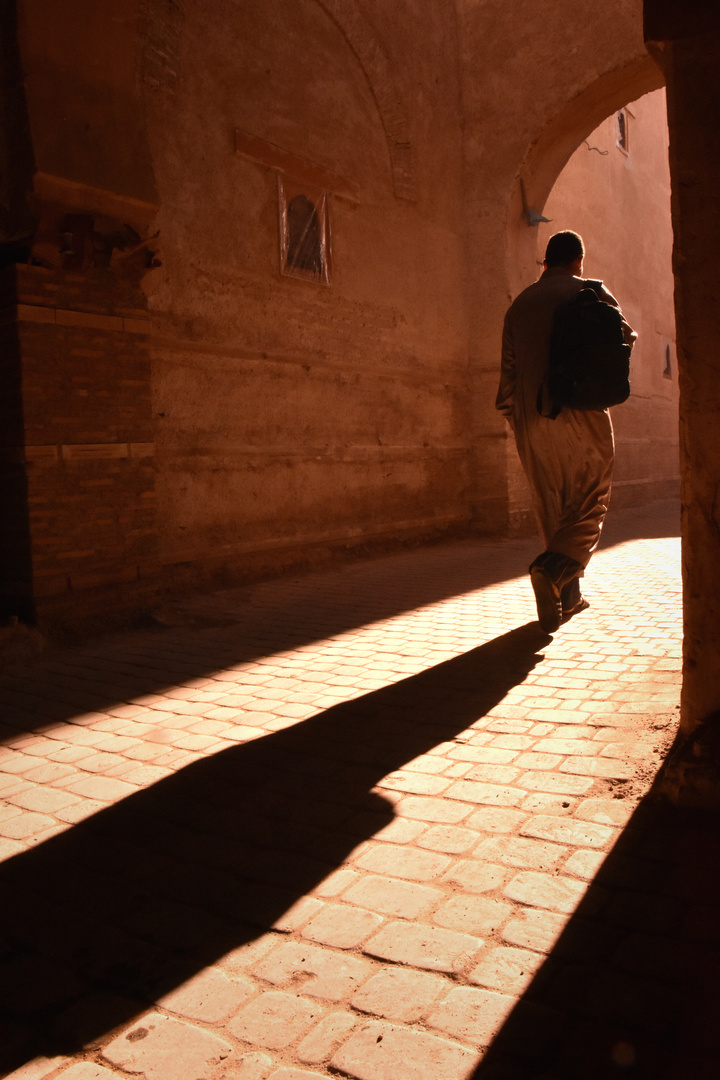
[1,263,158,624]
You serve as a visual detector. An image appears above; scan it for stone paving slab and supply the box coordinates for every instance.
[2,499,714,1080]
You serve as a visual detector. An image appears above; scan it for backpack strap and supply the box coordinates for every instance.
[537,379,561,420]
[583,278,604,297]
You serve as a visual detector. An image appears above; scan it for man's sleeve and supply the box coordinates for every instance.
[598,284,638,350]
[496,311,516,423]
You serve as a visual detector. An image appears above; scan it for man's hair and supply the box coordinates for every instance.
[545,231,585,267]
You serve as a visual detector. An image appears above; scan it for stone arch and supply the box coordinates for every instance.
[313,0,415,201]
[506,53,665,295]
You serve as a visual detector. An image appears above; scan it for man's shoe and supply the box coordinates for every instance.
[562,596,590,621]
[530,565,562,632]
[560,574,581,612]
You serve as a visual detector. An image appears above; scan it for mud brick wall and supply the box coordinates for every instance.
[0,264,159,625]
[0,284,33,621]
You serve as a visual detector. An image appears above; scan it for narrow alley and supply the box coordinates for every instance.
[2,499,716,1080]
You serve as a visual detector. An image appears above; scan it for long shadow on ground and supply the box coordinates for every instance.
[471,792,720,1080]
[0,623,549,1074]
[0,535,535,746]
[0,501,679,749]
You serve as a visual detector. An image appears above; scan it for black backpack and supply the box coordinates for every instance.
[538,279,632,418]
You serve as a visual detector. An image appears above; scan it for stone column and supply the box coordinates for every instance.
[645,3,720,803]
[0,263,160,629]
[0,1,162,631]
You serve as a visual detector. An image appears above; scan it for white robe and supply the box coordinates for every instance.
[496,267,636,568]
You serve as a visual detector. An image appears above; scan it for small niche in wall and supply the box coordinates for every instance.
[663,339,674,380]
[278,174,331,285]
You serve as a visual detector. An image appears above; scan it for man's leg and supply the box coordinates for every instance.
[516,411,613,629]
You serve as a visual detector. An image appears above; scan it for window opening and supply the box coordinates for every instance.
[616,109,629,154]
[278,175,330,285]
[287,196,322,274]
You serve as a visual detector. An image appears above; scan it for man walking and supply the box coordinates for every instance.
[496,230,636,632]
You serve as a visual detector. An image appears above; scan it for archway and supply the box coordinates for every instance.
[505,54,664,297]
[536,88,679,519]
[503,87,679,539]
[494,55,669,539]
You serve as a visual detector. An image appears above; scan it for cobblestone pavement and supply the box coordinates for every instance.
[3,499,716,1080]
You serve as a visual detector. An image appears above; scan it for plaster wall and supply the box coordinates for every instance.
[142,0,471,588]
[16,0,157,222]
[144,0,663,586]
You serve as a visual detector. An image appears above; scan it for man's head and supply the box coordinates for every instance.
[544,230,584,273]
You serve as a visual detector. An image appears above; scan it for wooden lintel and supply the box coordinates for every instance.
[233,129,360,202]
[32,172,160,228]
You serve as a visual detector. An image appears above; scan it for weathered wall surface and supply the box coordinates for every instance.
[17,0,157,221]
[142,0,471,588]
[143,0,663,586]
[510,89,678,527]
